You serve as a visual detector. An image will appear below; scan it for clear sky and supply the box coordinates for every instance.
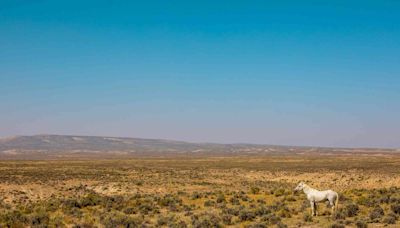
[1,1,400,148]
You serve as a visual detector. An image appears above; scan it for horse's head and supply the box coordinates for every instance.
[294,182,305,192]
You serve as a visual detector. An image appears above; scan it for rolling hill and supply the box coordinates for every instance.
[0,135,397,159]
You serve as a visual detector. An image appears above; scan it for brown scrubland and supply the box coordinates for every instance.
[0,153,400,227]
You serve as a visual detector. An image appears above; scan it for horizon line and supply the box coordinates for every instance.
[1,133,399,151]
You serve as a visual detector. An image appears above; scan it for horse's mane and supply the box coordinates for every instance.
[302,183,314,192]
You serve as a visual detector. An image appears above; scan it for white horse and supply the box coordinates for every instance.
[294,182,339,216]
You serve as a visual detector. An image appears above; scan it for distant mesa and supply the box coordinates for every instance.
[0,134,397,159]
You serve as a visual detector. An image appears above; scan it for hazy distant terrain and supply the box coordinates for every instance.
[0,135,398,159]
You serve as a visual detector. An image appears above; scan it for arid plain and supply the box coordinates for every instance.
[0,136,400,227]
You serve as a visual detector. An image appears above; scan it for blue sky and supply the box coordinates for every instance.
[1,1,400,148]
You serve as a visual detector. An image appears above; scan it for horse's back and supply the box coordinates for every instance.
[326,190,338,200]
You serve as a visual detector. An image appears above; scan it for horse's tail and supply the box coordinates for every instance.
[334,192,339,212]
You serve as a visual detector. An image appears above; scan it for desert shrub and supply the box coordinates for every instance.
[136,199,157,214]
[250,186,260,194]
[62,198,80,209]
[333,209,346,220]
[229,197,240,205]
[345,203,359,217]
[230,191,249,202]
[274,188,286,197]
[43,199,61,212]
[241,195,249,202]
[369,206,384,222]
[0,210,28,226]
[29,210,50,226]
[269,201,287,212]
[223,207,240,216]
[257,199,266,205]
[64,206,82,218]
[191,192,202,200]
[221,214,232,225]
[183,204,193,212]
[123,207,137,214]
[254,205,271,216]
[169,220,187,228]
[157,215,177,226]
[238,209,256,221]
[390,197,400,204]
[244,222,268,228]
[357,196,375,207]
[355,219,368,228]
[191,213,222,228]
[276,205,291,218]
[103,195,125,210]
[101,212,142,228]
[387,212,399,220]
[303,213,313,222]
[330,223,345,228]
[344,219,352,225]
[276,222,288,228]
[72,223,94,228]
[132,179,143,186]
[383,214,396,224]
[261,213,281,225]
[321,209,331,216]
[299,200,309,212]
[158,194,182,210]
[216,194,226,203]
[391,203,400,214]
[378,195,390,204]
[204,200,215,207]
[284,195,296,202]
[80,193,102,207]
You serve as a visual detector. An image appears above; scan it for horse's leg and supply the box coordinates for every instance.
[329,199,334,215]
[310,201,315,216]
[314,202,318,216]
[328,194,338,216]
